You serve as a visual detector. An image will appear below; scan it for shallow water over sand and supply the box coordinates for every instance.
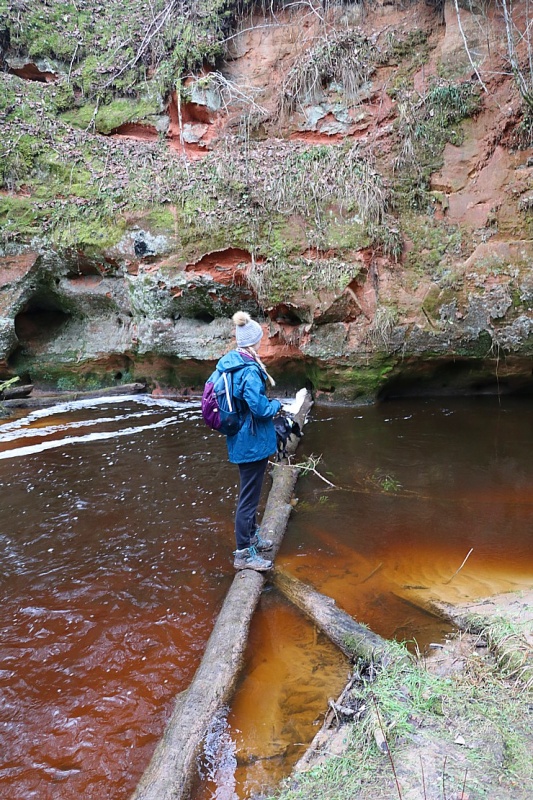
[0,395,531,799]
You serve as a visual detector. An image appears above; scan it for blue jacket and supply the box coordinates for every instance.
[216,350,281,464]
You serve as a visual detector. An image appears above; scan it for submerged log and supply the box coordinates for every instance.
[0,384,33,400]
[131,391,313,800]
[272,568,392,663]
[3,382,147,408]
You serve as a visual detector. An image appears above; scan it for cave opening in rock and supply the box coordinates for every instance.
[270,305,304,325]
[194,311,215,323]
[14,296,72,346]
[377,358,533,400]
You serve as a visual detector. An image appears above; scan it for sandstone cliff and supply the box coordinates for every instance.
[1,0,532,399]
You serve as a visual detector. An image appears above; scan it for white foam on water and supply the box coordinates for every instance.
[0,394,198,434]
[0,415,180,460]
[0,409,158,444]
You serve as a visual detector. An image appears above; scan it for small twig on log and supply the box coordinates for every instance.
[420,755,427,800]
[461,767,469,800]
[369,704,389,755]
[371,695,404,800]
[67,41,79,85]
[443,548,473,585]
[295,454,336,487]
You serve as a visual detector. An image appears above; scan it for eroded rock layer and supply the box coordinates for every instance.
[1,0,532,399]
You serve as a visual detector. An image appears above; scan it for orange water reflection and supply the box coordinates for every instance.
[193,398,533,799]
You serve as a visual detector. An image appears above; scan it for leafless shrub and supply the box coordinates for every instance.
[499,0,533,111]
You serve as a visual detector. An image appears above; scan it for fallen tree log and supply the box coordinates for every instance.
[394,591,533,686]
[3,382,147,408]
[131,391,313,800]
[272,568,393,664]
[0,384,33,400]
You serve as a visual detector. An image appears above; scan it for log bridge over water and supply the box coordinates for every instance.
[131,391,391,800]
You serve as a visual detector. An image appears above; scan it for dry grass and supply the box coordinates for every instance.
[269,630,533,800]
[248,256,356,310]
[277,30,378,120]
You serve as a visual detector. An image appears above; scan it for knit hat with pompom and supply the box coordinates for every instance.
[232,311,263,348]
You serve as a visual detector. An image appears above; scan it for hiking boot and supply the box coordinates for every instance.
[250,528,273,551]
[233,545,273,572]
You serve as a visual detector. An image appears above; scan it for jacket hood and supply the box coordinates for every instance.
[215,349,249,371]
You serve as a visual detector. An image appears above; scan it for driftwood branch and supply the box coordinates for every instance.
[131,391,313,800]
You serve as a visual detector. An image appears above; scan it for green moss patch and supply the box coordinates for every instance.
[403,214,463,278]
[305,359,395,400]
[0,196,46,241]
[61,97,162,135]
[392,81,482,211]
[1,0,237,99]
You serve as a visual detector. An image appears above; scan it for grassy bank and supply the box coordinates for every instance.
[270,600,532,800]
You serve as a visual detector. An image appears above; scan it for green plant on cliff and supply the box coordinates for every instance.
[515,107,533,147]
[403,214,463,279]
[0,0,241,99]
[278,29,378,118]
[393,80,481,210]
[61,97,162,134]
[216,139,389,230]
[367,305,399,353]
[248,256,355,308]
[383,29,433,99]
[0,377,20,395]
[0,196,46,242]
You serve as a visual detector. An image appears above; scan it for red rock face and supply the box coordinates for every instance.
[184,248,258,284]
[257,326,304,361]
[112,123,159,142]
[166,89,223,157]
[3,1,533,398]
[0,252,40,288]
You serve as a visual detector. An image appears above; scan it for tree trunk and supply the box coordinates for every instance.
[272,568,393,663]
[131,392,313,800]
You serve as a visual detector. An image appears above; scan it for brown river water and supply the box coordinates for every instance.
[0,395,532,799]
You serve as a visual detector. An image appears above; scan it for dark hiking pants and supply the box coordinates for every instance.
[235,458,269,550]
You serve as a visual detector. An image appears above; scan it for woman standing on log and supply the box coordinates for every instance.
[217,311,282,572]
